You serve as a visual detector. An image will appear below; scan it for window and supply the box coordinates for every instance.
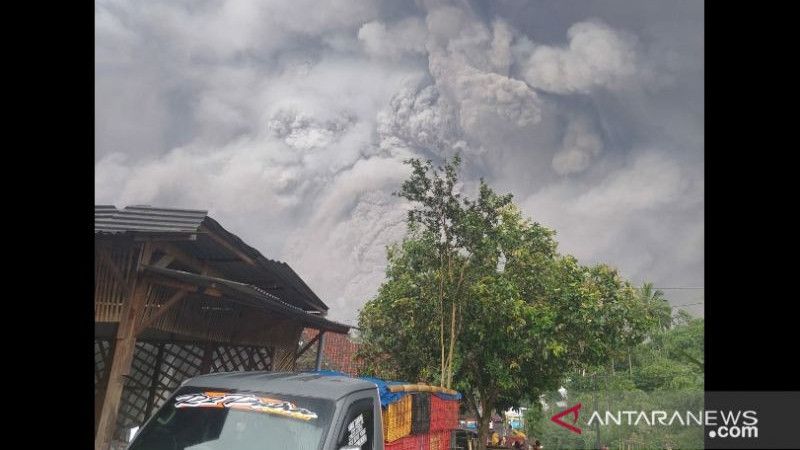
[128,386,335,450]
[337,398,375,450]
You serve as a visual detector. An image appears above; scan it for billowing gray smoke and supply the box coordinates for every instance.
[95,0,704,324]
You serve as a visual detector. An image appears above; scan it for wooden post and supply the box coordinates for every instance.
[144,343,165,420]
[314,331,326,370]
[95,244,151,450]
[199,343,214,374]
[94,339,116,436]
[267,346,274,371]
[247,346,255,371]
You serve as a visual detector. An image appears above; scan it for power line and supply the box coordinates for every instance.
[653,287,704,290]
[672,302,704,308]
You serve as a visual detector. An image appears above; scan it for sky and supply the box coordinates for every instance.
[95,0,704,325]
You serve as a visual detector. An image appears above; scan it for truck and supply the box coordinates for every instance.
[127,371,461,450]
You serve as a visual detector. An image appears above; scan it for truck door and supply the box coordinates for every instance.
[333,394,381,450]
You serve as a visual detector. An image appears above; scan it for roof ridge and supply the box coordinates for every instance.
[141,265,350,333]
[95,204,329,313]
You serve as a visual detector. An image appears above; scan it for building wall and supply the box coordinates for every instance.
[298,328,365,376]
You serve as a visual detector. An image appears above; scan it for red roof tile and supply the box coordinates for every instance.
[301,328,365,376]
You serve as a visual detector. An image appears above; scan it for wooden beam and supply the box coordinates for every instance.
[152,253,175,269]
[295,333,321,360]
[134,289,190,335]
[152,242,225,278]
[133,233,198,242]
[143,275,222,297]
[136,242,154,273]
[95,264,149,450]
[200,225,256,266]
[205,287,223,297]
[142,277,196,293]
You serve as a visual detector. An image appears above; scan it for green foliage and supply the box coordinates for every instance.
[528,389,705,450]
[523,315,705,448]
[639,282,672,332]
[357,155,655,449]
[357,235,443,382]
[561,312,704,393]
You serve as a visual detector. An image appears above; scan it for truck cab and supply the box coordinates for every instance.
[127,371,385,450]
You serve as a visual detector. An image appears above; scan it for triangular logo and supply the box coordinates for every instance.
[550,402,582,434]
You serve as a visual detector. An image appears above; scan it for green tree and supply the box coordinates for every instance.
[639,282,672,332]
[357,155,652,450]
[617,282,673,376]
[530,314,705,448]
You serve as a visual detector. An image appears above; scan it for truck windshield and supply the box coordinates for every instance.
[129,386,336,450]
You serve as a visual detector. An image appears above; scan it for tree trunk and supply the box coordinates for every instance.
[446,302,457,388]
[476,393,496,450]
[440,302,445,387]
[477,408,492,450]
[445,262,467,389]
[628,352,633,377]
[439,260,446,387]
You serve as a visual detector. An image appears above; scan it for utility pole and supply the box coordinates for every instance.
[594,373,601,450]
[314,331,326,370]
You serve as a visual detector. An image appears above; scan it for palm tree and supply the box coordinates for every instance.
[623,282,673,373]
[640,282,672,331]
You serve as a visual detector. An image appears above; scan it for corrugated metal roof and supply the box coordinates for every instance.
[95,204,330,313]
[143,266,350,334]
[198,215,330,312]
[95,205,207,234]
